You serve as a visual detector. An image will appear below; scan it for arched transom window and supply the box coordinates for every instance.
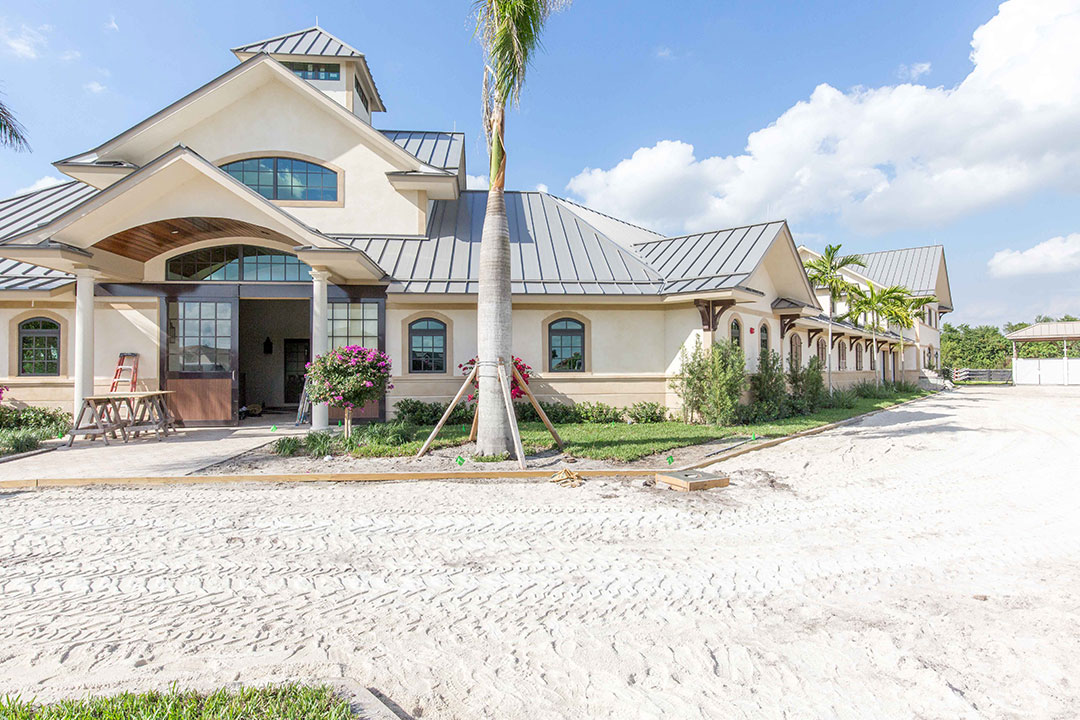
[408,318,447,373]
[222,157,338,202]
[19,318,60,376]
[549,318,585,372]
[166,245,311,282]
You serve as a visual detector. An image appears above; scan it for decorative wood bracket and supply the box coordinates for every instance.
[831,332,846,348]
[779,314,799,339]
[807,328,823,345]
[695,299,737,332]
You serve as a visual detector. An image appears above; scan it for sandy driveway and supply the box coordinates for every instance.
[1,386,1078,719]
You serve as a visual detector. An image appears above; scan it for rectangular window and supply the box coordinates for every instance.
[550,333,584,371]
[354,77,369,113]
[328,302,379,350]
[282,61,340,81]
[167,301,233,372]
[19,333,60,376]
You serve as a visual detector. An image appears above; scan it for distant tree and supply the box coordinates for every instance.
[1004,315,1080,359]
[941,324,1010,369]
[803,244,865,392]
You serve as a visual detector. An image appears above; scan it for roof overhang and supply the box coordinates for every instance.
[386,171,460,200]
[293,246,386,283]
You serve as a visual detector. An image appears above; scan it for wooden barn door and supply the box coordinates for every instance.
[163,298,237,425]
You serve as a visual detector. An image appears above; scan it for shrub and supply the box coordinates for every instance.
[517,399,581,424]
[272,436,302,457]
[303,431,341,457]
[822,388,858,409]
[749,349,787,421]
[0,405,71,437]
[394,398,473,426]
[888,380,920,394]
[626,401,667,423]
[575,401,623,424]
[354,419,415,446]
[0,429,41,456]
[459,356,532,401]
[787,356,825,415]
[306,346,393,437]
[670,337,747,425]
[851,379,891,399]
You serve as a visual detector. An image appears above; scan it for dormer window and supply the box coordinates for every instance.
[222,157,338,202]
[281,61,340,81]
[354,77,369,113]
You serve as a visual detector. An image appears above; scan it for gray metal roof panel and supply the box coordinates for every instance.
[0,258,73,291]
[0,181,100,244]
[380,131,464,172]
[856,245,943,294]
[232,27,363,58]
[333,191,666,295]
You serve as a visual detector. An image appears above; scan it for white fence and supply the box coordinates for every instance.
[1013,357,1080,385]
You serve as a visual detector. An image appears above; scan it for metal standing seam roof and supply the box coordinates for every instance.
[1005,321,1080,341]
[335,191,666,295]
[379,131,464,173]
[0,181,101,244]
[231,26,363,58]
[856,245,943,295]
[0,258,72,291]
[632,221,788,294]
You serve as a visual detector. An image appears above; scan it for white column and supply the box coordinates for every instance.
[310,268,331,430]
[72,268,97,414]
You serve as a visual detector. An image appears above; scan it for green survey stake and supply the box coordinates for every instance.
[456,456,465,466]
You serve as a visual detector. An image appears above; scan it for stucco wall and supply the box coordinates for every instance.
[0,299,159,412]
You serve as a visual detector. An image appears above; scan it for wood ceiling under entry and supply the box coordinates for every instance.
[93,217,295,262]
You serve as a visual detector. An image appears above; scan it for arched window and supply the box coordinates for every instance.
[19,318,60,376]
[222,157,338,202]
[166,245,311,282]
[838,340,847,370]
[408,318,447,373]
[730,319,741,348]
[816,338,827,365]
[789,334,802,368]
[855,342,864,371]
[759,324,769,356]
[549,318,585,372]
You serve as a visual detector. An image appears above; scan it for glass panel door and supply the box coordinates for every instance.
[164,299,237,425]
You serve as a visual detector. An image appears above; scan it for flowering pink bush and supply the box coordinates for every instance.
[0,386,8,404]
[305,346,393,412]
[458,356,531,402]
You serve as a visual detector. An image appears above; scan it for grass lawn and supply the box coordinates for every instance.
[0,684,352,719]
[329,390,927,463]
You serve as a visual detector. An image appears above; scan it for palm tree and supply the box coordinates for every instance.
[884,290,937,383]
[1,94,30,151]
[473,0,569,456]
[846,284,906,385]
[804,245,865,393]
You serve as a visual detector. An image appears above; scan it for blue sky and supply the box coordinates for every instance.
[2,0,1079,327]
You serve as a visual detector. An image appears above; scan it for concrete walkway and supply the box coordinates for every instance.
[0,417,305,481]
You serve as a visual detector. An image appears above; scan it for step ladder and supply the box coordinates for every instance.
[295,377,312,426]
[110,353,139,392]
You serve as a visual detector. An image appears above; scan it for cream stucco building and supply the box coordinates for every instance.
[0,27,952,426]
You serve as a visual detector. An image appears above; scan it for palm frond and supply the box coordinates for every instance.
[475,0,570,107]
[0,97,30,152]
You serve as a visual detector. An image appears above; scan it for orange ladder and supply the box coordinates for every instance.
[110,353,140,392]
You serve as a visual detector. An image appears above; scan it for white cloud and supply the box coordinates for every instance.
[59,49,81,61]
[567,0,1080,236]
[535,183,549,193]
[83,80,106,94]
[988,233,1080,277]
[654,46,673,60]
[1,23,48,59]
[14,176,64,196]
[466,174,489,190]
[898,62,932,81]
[104,15,119,32]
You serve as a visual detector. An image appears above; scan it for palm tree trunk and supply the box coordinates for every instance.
[476,103,515,456]
[826,298,834,393]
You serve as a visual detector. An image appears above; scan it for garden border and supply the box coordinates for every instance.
[0,392,937,490]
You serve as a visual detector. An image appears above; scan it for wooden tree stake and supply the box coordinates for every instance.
[415,363,479,458]
[512,364,563,450]
[497,359,527,469]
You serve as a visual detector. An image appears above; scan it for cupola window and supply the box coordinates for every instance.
[281,61,340,81]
